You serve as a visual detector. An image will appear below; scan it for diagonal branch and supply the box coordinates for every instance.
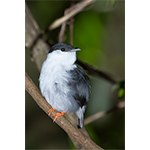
[48,0,96,31]
[84,100,125,125]
[25,72,103,150]
[76,60,117,84]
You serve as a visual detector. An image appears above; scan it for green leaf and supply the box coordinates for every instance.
[118,88,125,99]
[112,80,125,99]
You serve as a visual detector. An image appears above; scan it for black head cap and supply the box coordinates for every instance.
[49,43,80,53]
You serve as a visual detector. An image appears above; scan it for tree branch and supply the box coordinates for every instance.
[58,9,68,43]
[84,100,125,125]
[58,1,74,45]
[76,60,117,84]
[25,72,103,150]
[48,0,96,31]
[25,3,40,48]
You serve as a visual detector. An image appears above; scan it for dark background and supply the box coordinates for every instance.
[25,0,125,149]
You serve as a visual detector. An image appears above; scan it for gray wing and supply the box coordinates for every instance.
[67,66,91,108]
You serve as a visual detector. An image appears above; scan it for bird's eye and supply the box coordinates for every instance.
[61,48,65,51]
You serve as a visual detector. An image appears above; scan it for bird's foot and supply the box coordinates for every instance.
[48,107,55,116]
[53,111,67,122]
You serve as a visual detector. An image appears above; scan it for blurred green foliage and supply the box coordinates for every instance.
[111,0,117,7]
[112,80,125,99]
[64,10,106,67]
[118,88,125,98]
[73,11,105,65]
[26,0,125,149]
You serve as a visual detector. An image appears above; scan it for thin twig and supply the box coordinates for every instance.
[76,59,117,84]
[84,101,125,125]
[58,8,68,43]
[49,0,96,31]
[25,72,103,150]
[58,22,66,43]
[58,3,74,44]
[69,18,74,45]
[69,0,74,45]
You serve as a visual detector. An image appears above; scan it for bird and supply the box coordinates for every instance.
[39,43,91,128]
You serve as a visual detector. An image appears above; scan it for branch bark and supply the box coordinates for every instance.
[25,72,103,150]
[25,3,40,48]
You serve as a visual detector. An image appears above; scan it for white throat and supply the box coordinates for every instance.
[47,50,77,66]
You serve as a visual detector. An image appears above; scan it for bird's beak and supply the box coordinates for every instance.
[70,48,81,52]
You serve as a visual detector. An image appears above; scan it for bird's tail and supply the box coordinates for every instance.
[76,107,85,129]
[77,116,84,129]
